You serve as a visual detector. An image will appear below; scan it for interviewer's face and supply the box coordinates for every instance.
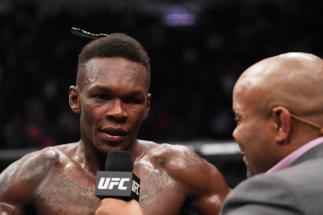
[72,57,151,153]
[232,82,277,175]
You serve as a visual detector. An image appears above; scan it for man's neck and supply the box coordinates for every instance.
[77,139,142,174]
[76,140,106,175]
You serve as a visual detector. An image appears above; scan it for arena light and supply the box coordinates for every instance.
[162,5,196,27]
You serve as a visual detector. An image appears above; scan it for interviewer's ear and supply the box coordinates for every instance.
[69,85,81,113]
[272,106,292,144]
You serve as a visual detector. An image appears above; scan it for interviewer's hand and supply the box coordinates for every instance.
[95,198,144,215]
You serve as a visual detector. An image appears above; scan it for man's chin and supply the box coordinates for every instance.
[99,142,125,153]
[246,168,254,178]
[242,156,255,177]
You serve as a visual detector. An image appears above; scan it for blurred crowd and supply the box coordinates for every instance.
[0,0,321,149]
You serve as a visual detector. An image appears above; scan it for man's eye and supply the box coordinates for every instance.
[94,95,110,101]
[234,116,241,124]
[124,97,141,104]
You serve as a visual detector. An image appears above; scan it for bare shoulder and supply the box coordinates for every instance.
[141,141,209,171]
[136,141,229,214]
[138,139,196,157]
[139,141,226,187]
[0,143,78,201]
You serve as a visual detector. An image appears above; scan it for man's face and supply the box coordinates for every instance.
[75,57,150,153]
[232,81,277,175]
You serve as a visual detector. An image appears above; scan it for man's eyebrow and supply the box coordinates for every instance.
[88,86,112,92]
[127,91,145,96]
[88,86,145,97]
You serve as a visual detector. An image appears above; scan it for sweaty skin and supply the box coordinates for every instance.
[0,57,229,215]
[0,141,229,215]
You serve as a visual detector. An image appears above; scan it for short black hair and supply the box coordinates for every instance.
[77,33,150,88]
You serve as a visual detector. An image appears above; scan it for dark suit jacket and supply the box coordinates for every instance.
[220,142,323,215]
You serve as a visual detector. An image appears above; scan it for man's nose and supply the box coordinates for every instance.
[105,99,128,123]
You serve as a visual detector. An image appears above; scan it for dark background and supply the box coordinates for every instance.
[0,0,322,186]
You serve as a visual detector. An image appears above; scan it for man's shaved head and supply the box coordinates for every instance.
[235,52,323,116]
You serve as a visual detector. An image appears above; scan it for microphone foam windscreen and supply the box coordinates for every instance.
[105,151,133,172]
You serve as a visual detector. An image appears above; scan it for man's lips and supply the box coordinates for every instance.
[100,127,128,136]
[99,127,128,142]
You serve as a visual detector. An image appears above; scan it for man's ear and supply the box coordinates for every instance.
[69,85,81,113]
[144,93,152,119]
[272,106,292,144]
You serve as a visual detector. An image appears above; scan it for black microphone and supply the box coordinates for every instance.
[95,151,140,201]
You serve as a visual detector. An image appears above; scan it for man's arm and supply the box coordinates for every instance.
[95,199,143,215]
[166,145,230,215]
[0,160,32,214]
[187,155,230,215]
[0,149,56,214]
[220,174,303,215]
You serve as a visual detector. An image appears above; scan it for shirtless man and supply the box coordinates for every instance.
[0,33,229,215]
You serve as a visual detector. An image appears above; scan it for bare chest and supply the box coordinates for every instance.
[33,167,99,215]
[31,162,188,215]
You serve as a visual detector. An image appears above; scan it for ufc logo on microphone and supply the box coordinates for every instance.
[98,177,130,190]
[132,180,140,195]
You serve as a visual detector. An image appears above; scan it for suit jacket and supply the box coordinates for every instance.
[220,142,323,215]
